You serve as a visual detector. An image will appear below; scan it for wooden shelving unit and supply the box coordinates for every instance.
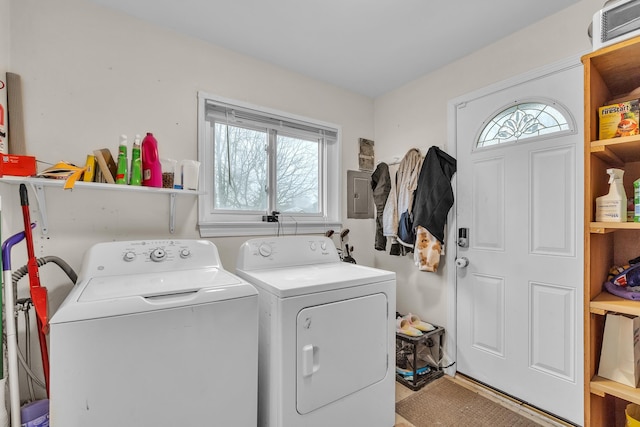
[583,37,640,426]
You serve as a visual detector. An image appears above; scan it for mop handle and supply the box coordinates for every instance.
[19,185,38,274]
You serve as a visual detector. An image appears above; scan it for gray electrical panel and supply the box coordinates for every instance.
[347,170,374,219]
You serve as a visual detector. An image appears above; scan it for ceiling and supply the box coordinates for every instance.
[90,0,584,98]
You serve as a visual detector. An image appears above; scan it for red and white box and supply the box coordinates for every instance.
[0,154,36,177]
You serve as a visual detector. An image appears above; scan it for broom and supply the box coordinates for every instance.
[18,185,49,396]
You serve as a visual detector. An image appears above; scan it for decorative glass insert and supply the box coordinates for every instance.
[477,101,572,148]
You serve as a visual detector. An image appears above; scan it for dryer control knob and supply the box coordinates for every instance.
[258,243,272,257]
[123,251,136,262]
[150,248,167,262]
[309,242,317,251]
[179,248,191,259]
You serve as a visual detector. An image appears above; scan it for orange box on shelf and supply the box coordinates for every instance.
[0,154,36,177]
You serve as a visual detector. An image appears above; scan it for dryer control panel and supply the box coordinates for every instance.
[77,239,222,279]
[237,236,340,271]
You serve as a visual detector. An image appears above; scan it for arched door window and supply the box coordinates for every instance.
[476,99,574,148]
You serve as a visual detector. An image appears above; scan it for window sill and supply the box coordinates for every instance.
[198,219,342,238]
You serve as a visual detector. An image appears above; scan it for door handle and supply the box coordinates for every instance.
[455,257,469,268]
[302,344,320,377]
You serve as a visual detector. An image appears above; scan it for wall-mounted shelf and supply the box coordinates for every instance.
[0,176,202,234]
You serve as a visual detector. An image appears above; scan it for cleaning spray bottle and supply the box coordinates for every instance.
[596,168,627,222]
[129,134,142,186]
[141,132,162,187]
[115,134,128,185]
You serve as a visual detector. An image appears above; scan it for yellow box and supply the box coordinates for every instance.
[599,100,640,139]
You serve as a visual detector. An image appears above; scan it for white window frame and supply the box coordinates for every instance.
[197,92,342,237]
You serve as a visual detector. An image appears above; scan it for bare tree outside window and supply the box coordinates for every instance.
[214,124,320,214]
[198,93,340,237]
[276,135,319,213]
[214,124,267,211]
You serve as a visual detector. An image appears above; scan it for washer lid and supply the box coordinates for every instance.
[236,262,395,298]
[51,268,257,323]
[78,268,243,302]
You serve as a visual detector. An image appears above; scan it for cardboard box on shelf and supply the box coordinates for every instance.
[0,154,36,177]
[599,99,640,139]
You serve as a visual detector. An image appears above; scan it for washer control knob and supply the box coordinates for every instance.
[258,243,272,257]
[123,251,136,262]
[179,248,191,259]
[150,248,167,262]
[320,241,327,251]
[309,242,317,251]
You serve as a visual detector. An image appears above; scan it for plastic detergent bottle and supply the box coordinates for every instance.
[141,132,162,187]
[115,134,128,185]
[20,399,49,427]
[130,134,142,186]
[596,168,627,222]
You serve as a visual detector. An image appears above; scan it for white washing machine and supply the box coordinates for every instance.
[236,235,396,427]
[49,239,258,427]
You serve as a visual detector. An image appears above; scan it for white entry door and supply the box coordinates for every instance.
[455,60,584,425]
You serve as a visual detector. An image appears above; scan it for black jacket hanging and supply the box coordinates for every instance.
[412,146,457,243]
[371,162,391,251]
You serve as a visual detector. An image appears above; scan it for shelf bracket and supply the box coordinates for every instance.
[30,183,49,235]
[169,192,176,234]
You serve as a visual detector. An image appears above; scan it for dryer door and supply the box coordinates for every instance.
[296,293,388,414]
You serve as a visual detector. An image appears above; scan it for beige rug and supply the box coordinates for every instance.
[396,377,542,427]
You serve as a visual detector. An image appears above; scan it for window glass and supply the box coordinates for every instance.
[214,123,267,211]
[198,92,341,237]
[276,135,320,214]
[477,101,572,148]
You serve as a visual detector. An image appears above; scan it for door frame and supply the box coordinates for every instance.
[444,53,586,378]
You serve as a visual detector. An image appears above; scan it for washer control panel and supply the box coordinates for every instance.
[237,236,340,271]
[80,240,221,279]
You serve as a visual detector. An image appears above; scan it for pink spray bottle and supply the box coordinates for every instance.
[141,132,162,187]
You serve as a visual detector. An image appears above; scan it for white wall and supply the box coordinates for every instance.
[1,0,8,146]
[373,0,602,332]
[0,0,7,68]
[4,0,375,401]
[2,0,606,402]
[6,0,375,289]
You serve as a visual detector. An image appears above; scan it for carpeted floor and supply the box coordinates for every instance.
[396,377,543,427]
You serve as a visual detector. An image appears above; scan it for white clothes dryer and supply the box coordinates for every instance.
[50,239,258,427]
[236,235,396,427]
